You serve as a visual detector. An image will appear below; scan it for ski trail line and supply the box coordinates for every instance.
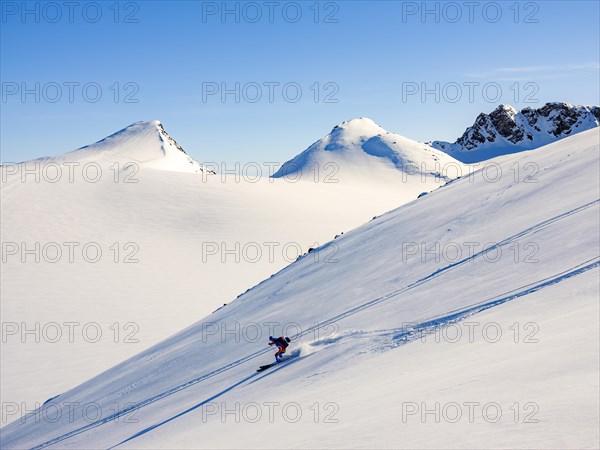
[107,372,261,450]
[290,199,599,340]
[109,354,309,449]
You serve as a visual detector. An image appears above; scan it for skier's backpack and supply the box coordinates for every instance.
[280,337,291,348]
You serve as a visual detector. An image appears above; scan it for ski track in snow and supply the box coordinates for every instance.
[109,354,309,449]
[27,198,600,450]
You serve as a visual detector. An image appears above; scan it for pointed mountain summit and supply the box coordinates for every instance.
[273,117,465,182]
[37,120,213,173]
[430,102,600,163]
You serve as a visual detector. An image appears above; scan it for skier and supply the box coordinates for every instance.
[268,336,290,363]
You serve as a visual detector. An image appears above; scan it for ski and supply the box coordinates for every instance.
[256,363,276,372]
[257,356,291,372]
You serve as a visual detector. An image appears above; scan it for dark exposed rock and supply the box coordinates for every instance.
[429,103,599,161]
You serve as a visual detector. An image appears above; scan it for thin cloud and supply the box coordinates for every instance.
[466,63,600,78]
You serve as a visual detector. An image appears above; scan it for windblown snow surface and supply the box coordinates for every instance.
[1,128,598,448]
[0,120,464,421]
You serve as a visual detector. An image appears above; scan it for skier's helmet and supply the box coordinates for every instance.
[269,336,274,341]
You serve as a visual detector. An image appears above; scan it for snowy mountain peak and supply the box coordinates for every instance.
[79,120,162,150]
[430,102,600,163]
[322,117,389,153]
[70,120,214,173]
[273,118,465,184]
[331,117,386,136]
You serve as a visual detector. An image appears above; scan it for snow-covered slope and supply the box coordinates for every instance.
[2,129,597,449]
[273,118,467,185]
[0,120,448,421]
[430,102,599,163]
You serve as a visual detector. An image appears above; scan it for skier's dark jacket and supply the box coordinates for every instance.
[273,337,288,349]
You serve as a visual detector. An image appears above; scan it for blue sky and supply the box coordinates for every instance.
[1,0,599,165]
